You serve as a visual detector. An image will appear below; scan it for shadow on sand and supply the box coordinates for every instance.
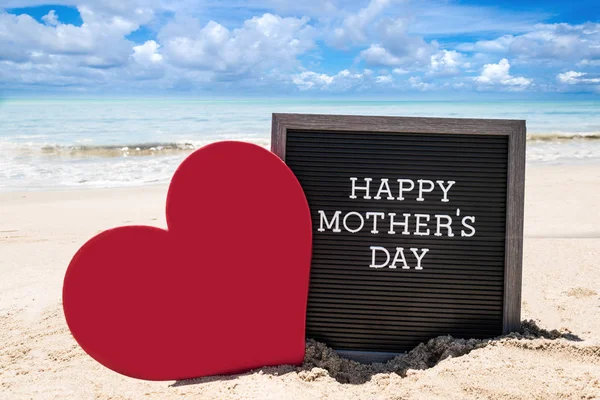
[171,319,582,387]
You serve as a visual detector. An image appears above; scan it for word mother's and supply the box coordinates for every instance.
[317,177,478,270]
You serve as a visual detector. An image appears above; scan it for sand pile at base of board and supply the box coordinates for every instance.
[293,320,582,384]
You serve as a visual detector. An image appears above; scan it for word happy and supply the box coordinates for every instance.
[317,177,478,270]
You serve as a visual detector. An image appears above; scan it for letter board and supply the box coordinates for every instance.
[272,114,525,362]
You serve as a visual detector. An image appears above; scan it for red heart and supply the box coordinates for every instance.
[62,141,312,381]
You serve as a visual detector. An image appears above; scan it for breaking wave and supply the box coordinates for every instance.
[1,133,599,160]
[1,139,271,159]
[0,135,598,191]
[527,133,600,141]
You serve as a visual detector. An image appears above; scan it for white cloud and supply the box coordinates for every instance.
[41,9,58,26]
[475,58,531,87]
[360,45,404,66]
[0,8,317,90]
[0,58,109,87]
[357,14,444,70]
[125,40,165,81]
[375,74,393,84]
[360,33,467,78]
[3,0,162,20]
[292,71,334,89]
[158,13,315,76]
[459,23,600,66]
[577,59,600,67]
[429,49,464,75]
[557,71,585,84]
[132,40,163,64]
[374,16,435,66]
[408,76,433,91]
[457,35,514,53]
[510,23,600,62]
[291,68,375,91]
[0,1,592,94]
[0,7,148,68]
[557,71,600,85]
[392,68,408,75]
[327,0,391,48]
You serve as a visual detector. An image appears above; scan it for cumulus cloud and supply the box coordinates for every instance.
[125,40,165,80]
[0,1,595,94]
[360,16,436,68]
[41,9,58,25]
[360,31,469,80]
[327,0,391,48]
[132,40,163,64]
[291,69,379,91]
[474,58,531,88]
[0,7,148,68]
[408,76,434,91]
[375,74,393,84]
[158,14,315,77]
[0,7,317,90]
[292,71,334,90]
[357,15,471,76]
[557,71,600,85]
[429,50,466,75]
[360,45,403,66]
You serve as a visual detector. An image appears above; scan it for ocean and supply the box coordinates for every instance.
[1,99,599,191]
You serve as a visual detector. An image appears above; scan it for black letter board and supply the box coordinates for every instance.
[272,114,525,362]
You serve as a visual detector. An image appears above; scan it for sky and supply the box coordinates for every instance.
[0,0,599,98]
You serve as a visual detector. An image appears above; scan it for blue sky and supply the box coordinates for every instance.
[0,0,599,97]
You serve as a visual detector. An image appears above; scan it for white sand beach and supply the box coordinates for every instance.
[1,162,599,399]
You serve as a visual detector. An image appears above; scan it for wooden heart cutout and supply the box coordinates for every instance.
[63,141,313,380]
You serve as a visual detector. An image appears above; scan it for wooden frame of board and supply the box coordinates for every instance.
[271,113,526,340]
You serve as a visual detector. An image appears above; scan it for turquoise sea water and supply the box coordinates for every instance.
[1,99,599,191]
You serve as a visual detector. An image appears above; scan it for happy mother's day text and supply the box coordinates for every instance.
[317,177,477,270]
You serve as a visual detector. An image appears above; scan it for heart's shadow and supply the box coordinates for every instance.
[171,319,583,387]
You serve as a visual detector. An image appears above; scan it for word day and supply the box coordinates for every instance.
[370,247,429,270]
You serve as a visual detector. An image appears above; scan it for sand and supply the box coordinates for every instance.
[1,163,599,399]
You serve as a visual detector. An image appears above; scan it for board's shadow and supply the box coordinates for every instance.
[171,320,582,387]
